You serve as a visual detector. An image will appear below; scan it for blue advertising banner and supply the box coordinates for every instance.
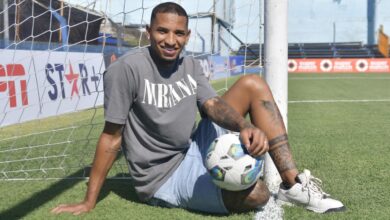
[196,55,248,81]
[208,56,230,80]
[229,56,245,76]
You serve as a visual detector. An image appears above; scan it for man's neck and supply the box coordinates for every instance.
[149,47,178,73]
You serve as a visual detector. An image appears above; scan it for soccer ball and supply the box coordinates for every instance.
[205,133,264,191]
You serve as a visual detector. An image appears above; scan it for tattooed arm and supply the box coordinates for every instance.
[202,97,269,157]
[202,97,252,131]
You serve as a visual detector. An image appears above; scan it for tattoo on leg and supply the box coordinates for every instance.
[268,134,288,150]
[260,100,284,124]
[259,101,296,173]
[269,143,296,173]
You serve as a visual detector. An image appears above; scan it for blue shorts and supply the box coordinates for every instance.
[148,119,230,214]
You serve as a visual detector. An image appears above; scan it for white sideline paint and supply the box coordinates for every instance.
[289,99,390,104]
[255,195,284,220]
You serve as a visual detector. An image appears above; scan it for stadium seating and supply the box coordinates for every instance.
[236,42,389,63]
[290,42,388,59]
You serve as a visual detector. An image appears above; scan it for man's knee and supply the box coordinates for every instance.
[237,74,268,94]
[222,180,270,213]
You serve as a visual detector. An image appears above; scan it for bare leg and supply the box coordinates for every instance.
[222,74,298,183]
[222,180,270,213]
[220,74,299,212]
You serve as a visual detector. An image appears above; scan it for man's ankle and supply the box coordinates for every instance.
[280,169,299,187]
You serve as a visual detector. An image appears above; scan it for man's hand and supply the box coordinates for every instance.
[51,201,94,215]
[240,126,269,158]
[202,97,269,157]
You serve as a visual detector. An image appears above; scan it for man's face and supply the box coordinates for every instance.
[147,13,191,63]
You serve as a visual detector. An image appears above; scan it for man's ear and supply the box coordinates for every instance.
[186,29,191,44]
[146,25,151,39]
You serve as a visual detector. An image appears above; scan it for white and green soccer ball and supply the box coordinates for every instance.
[206,133,264,191]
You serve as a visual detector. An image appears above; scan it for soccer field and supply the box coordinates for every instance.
[0,73,389,219]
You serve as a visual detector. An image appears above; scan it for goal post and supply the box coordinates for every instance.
[263,0,287,191]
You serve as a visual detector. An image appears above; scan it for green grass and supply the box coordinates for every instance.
[1,73,390,219]
[285,73,390,219]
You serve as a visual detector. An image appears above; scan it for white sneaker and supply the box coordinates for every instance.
[277,169,346,213]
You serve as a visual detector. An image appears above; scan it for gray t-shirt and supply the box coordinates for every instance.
[103,47,217,201]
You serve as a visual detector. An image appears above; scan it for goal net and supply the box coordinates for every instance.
[0,0,262,180]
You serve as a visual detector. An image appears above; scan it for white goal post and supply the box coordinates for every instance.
[263,0,286,191]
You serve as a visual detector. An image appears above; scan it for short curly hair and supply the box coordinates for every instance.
[150,2,188,27]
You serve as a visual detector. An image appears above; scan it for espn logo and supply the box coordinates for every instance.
[0,64,28,108]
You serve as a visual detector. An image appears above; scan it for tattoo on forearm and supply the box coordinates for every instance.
[268,134,289,151]
[269,143,296,173]
[261,100,284,124]
[203,97,251,131]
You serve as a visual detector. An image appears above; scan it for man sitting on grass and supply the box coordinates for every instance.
[51,2,345,215]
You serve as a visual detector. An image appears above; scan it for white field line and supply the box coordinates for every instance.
[255,194,284,220]
[289,99,390,104]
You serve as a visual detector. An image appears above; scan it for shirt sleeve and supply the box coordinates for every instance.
[103,60,135,124]
[193,58,218,107]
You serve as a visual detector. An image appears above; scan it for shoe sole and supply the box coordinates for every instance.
[307,205,346,213]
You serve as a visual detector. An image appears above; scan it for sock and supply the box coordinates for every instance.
[282,174,301,189]
[282,181,293,189]
[295,175,302,184]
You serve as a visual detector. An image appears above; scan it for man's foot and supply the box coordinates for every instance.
[277,169,346,213]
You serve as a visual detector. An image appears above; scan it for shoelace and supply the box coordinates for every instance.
[302,172,330,200]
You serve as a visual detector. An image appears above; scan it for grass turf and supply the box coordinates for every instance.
[1,73,389,219]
